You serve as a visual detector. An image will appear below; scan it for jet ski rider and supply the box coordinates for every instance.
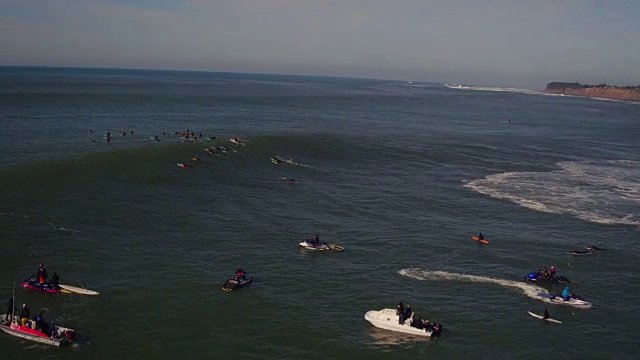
[561,286,570,300]
[37,263,48,284]
[235,267,247,281]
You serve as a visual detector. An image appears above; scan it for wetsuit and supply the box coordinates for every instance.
[50,273,60,289]
[5,298,13,320]
[37,267,48,284]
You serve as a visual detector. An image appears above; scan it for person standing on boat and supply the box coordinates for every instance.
[19,304,30,327]
[5,297,14,322]
[396,301,405,324]
[37,263,48,284]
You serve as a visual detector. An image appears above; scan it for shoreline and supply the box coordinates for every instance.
[545,82,640,102]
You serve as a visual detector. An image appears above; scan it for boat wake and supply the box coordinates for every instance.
[464,160,640,227]
[398,268,547,301]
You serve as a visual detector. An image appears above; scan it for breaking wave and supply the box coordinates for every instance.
[464,160,640,227]
[443,84,543,96]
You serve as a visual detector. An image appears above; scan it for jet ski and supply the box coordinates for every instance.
[536,292,592,308]
[21,277,99,295]
[524,272,571,284]
[222,276,253,292]
[299,240,344,252]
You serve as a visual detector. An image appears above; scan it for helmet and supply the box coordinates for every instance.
[39,263,44,268]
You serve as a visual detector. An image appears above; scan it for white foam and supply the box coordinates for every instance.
[443,84,543,96]
[464,160,640,227]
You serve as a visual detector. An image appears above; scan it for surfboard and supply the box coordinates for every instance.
[59,284,100,295]
[528,311,562,323]
[328,244,344,252]
[471,236,490,244]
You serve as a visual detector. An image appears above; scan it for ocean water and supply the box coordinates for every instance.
[0,67,639,359]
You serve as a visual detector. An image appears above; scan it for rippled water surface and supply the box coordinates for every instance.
[1,68,639,359]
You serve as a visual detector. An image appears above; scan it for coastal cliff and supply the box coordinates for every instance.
[544,82,640,102]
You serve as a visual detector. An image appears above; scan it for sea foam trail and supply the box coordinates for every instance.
[398,268,547,301]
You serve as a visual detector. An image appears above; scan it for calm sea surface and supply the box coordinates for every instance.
[1,67,639,359]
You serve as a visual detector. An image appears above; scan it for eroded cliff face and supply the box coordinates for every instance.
[544,83,640,102]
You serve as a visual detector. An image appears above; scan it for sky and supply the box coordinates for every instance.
[1,0,639,89]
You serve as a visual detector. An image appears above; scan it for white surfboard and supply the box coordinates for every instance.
[528,311,562,324]
[59,284,100,295]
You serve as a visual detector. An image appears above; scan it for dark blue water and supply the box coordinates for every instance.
[1,67,639,359]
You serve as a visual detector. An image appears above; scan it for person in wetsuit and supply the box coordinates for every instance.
[235,267,247,281]
[396,301,405,324]
[5,297,14,322]
[50,272,60,290]
[543,308,549,320]
[37,263,48,284]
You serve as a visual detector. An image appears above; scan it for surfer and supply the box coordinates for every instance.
[541,267,550,279]
[543,308,549,320]
[478,233,484,241]
[37,263,48,284]
[589,245,605,251]
[50,272,60,290]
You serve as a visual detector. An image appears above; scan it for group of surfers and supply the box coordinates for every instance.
[179,144,238,168]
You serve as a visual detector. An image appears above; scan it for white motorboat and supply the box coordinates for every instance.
[364,308,442,337]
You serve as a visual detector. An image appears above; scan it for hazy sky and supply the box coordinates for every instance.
[1,0,639,88]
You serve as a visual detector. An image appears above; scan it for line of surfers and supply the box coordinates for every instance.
[177,135,246,168]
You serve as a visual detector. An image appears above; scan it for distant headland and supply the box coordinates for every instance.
[545,82,640,102]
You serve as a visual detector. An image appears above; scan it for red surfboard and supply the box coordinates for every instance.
[472,236,490,244]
